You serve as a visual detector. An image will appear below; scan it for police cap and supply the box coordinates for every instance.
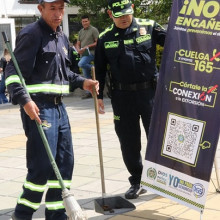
[38,0,70,3]
[108,0,134,18]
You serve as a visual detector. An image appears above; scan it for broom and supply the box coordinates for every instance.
[2,31,87,220]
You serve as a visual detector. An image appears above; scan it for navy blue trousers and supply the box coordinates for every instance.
[111,88,155,185]
[15,101,74,220]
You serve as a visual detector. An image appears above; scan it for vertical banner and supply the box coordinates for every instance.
[141,0,220,213]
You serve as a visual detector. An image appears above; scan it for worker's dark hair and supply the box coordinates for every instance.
[81,15,89,20]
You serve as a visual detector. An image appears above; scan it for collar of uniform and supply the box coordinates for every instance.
[38,17,62,38]
[113,17,138,37]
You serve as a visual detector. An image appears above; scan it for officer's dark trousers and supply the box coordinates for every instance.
[15,101,74,220]
[111,88,155,185]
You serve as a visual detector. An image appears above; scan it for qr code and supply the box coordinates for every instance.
[162,113,205,166]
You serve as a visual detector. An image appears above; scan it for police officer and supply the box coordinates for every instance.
[5,0,98,219]
[95,0,166,199]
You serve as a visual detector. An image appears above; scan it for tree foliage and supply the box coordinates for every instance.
[68,0,110,32]
[135,0,173,24]
[68,0,172,69]
[68,0,173,31]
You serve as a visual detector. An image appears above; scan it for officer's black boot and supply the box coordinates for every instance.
[125,184,147,199]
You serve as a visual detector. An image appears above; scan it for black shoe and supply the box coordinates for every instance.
[11,212,31,220]
[125,184,147,199]
[81,93,92,99]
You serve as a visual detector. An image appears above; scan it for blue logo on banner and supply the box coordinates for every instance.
[193,183,205,198]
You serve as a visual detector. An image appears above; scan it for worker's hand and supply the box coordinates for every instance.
[23,100,41,124]
[98,99,105,114]
[78,47,86,55]
[83,79,99,96]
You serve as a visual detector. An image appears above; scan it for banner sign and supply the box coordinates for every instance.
[141,0,220,213]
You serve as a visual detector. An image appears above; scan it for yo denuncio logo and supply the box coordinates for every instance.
[193,183,205,198]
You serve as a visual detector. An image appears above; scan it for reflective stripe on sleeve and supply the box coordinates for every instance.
[5,75,21,86]
[26,84,69,94]
[5,75,70,94]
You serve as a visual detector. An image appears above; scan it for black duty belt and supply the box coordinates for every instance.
[112,81,151,91]
[31,95,63,105]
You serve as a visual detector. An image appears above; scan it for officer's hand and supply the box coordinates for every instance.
[23,101,41,124]
[98,99,105,114]
[83,79,99,96]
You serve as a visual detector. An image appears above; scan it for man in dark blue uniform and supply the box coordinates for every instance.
[95,0,166,199]
[5,0,98,219]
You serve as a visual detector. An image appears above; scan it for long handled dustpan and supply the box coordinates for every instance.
[2,32,87,220]
[91,67,135,215]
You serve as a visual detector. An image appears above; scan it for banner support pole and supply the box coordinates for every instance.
[214,157,220,192]
[200,210,203,220]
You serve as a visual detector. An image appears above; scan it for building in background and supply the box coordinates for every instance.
[0,0,80,56]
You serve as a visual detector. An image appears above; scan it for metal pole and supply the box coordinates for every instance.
[214,157,220,192]
[200,210,203,220]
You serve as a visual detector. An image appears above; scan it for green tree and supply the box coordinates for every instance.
[68,0,110,31]
[135,0,172,24]
[69,0,172,31]
[68,0,172,69]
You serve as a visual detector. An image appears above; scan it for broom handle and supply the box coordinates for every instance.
[91,66,106,195]
[2,31,66,190]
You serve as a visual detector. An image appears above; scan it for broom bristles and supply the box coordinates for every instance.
[62,189,87,220]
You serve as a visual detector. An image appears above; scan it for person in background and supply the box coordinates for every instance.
[76,15,99,99]
[0,48,11,104]
[95,0,166,199]
[5,0,99,219]
[69,38,80,74]
[69,38,80,92]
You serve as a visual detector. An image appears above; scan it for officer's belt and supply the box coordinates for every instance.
[112,81,151,91]
[31,95,63,105]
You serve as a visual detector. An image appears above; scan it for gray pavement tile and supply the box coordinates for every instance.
[73,163,123,179]
[103,157,128,169]
[0,167,26,181]
[102,148,124,158]
[0,157,25,168]
[0,149,26,157]
[74,155,114,166]
[71,176,97,188]
[77,179,129,195]
[0,196,17,214]
[74,146,105,157]
[0,181,24,196]
[107,170,130,182]
[1,96,220,220]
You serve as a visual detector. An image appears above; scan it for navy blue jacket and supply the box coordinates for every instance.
[95,17,166,99]
[5,17,84,106]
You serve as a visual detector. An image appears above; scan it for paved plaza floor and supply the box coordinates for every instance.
[0,91,220,220]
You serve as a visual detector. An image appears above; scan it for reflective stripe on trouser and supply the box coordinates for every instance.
[15,101,74,220]
[45,179,71,211]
